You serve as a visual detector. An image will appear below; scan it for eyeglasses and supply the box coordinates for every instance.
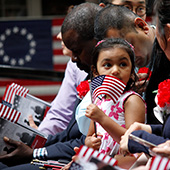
[124,5,147,17]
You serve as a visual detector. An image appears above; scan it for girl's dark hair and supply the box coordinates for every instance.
[91,38,136,91]
[146,0,170,124]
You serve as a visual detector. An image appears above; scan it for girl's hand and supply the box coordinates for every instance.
[85,133,102,150]
[151,140,170,158]
[85,104,105,123]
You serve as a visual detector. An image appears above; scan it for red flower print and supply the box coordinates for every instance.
[109,102,123,120]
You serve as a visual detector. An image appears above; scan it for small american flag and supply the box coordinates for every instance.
[76,145,118,167]
[0,103,21,123]
[91,75,126,104]
[149,156,170,170]
[3,83,29,105]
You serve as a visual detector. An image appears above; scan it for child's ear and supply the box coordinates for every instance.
[91,65,99,77]
[134,17,149,34]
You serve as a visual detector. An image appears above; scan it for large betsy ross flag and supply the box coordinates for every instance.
[0,18,69,102]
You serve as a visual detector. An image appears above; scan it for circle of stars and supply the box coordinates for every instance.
[0,26,37,66]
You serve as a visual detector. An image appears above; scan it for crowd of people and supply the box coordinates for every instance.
[0,0,170,169]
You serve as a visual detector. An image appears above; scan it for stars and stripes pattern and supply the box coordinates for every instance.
[149,156,170,170]
[0,18,68,103]
[2,83,29,105]
[76,145,118,167]
[91,75,126,104]
[0,103,21,123]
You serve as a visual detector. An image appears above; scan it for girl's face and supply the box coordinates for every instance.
[95,47,132,84]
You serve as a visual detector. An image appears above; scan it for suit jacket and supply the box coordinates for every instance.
[44,97,86,161]
[128,115,170,155]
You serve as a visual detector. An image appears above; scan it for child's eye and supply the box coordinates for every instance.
[120,62,127,67]
[104,63,111,68]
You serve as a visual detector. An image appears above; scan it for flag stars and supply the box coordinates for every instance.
[18,58,24,65]
[0,34,6,41]
[27,33,33,40]
[0,42,3,48]
[20,28,27,35]
[13,26,19,34]
[0,27,37,66]
[25,55,31,62]
[29,48,36,55]
[30,41,36,47]
[0,49,4,56]
[10,58,17,65]
[5,29,11,36]
[3,55,9,62]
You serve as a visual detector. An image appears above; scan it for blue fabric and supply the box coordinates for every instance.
[75,91,91,135]
[128,116,170,154]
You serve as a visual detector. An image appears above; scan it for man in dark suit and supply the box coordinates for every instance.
[0,3,101,169]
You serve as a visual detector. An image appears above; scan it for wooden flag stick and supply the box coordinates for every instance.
[88,80,97,138]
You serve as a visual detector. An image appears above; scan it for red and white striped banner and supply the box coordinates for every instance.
[76,145,118,167]
[3,83,29,104]
[149,156,170,170]
[0,103,21,123]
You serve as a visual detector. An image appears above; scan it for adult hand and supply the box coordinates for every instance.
[28,115,38,129]
[151,140,170,158]
[0,136,33,166]
[119,122,151,156]
[134,73,148,94]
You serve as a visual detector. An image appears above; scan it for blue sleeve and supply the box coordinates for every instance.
[46,135,86,161]
[128,130,168,155]
[150,124,163,136]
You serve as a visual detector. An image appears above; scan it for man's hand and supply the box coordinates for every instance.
[0,136,33,166]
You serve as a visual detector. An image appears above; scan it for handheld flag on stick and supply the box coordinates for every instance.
[88,80,97,138]
[91,75,126,104]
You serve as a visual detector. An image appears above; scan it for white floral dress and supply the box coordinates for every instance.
[96,90,145,156]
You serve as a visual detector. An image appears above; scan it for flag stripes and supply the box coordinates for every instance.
[0,103,21,123]
[91,75,126,104]
[77,145,118,167]
[149,156,170,170]
[3,83,29,104]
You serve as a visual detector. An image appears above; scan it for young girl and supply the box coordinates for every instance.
[84,38,146,156]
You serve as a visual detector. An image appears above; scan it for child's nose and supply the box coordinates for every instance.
[111,66,119,76]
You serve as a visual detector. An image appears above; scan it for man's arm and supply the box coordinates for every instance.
[38,60,87,135]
